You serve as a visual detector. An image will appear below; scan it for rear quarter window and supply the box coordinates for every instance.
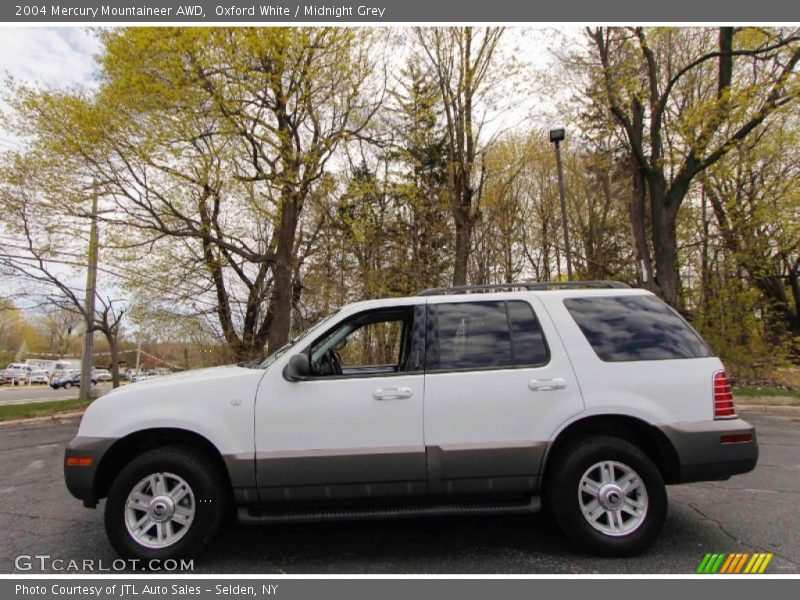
[563,295,712,362]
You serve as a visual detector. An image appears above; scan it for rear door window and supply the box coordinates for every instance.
[563,295,712,362]
[426,300,549,371]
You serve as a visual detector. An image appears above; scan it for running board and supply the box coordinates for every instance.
[238,497,540,524]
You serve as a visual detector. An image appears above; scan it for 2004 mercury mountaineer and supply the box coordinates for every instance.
[64,281,758,559]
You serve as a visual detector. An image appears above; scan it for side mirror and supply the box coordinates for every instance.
[284,353,311,382]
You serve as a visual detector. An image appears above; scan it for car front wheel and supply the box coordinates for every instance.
[105,446,227,560]
[546,435,667,556]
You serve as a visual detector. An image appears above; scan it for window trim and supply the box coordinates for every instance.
[291,305,423,381]
[424,299,551,374]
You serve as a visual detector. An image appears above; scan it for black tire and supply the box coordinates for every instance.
[105,446,227,560]
[64,382,71,389]
[545,435,667,556]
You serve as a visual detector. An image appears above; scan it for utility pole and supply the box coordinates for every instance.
[135,339,142,373]
[79,188,99,401]
[549,127,573,281]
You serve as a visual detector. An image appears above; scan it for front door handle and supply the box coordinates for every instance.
[528,378,567,392]
[372,387,413,400]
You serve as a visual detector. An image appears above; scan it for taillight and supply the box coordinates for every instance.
[713,370,737,419]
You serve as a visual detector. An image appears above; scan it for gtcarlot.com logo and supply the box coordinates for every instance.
[697,552,773,574]
[14,554,194,572]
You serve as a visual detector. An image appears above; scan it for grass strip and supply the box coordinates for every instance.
[0,398,91,422]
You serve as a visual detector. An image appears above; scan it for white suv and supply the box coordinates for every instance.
[64,282,757,560]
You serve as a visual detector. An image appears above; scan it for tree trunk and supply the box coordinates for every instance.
[753,275,800,339]
[106,331,121,388]
[650,184,681,307]
[452,202,472,287]
[629,156,655,292]
[452,171,476,288]
[266,193,300,354]
[699,186,712,314]
[790,269,800,337]
[453,211,472,285]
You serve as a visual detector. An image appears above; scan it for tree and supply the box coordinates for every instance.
[703,121,800,337]
[11,28,381,359]
[586,27,800,306]
[39,308,82,358]
[0,300,27,362]
[388,60,451,292]
[415,27,506,286]
[0,152,126,387]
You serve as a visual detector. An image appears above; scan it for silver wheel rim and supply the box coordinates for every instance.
[578,460,648,537]
[124,472,195,549]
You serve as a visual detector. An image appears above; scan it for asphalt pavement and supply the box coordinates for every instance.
[0,410,797,574]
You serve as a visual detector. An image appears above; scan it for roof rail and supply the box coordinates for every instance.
[417,280,630,296]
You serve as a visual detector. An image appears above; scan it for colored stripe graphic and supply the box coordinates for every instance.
[697,553,713,574]
[744,554,759,574]
[733,553,749,573]
[720,554,736,573]
[699,552,773,574]
[707,553,726,573]
[719,553,736,573]
[758,554,773,573]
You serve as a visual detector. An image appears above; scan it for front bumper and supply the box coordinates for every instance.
[64,436,116,506]
[660,417,758,483]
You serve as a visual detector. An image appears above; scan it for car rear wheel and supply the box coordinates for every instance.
[105,446,227,560]
[545,435,667,556]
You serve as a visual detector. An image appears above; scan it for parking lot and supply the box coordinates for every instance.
[0,409,797,574]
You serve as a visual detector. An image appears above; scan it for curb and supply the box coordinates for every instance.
[738,404,800,413]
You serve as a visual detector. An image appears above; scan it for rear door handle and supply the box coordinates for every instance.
[373,387,413,400]
[528,378,567,391]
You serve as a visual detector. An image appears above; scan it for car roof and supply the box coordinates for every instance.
[340,286,652,311]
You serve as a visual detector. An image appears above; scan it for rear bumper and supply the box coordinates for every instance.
[659,418,758,483]
[64,436,116,506]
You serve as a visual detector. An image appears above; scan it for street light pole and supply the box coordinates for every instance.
[79,186,99,401]
[550,128,573,281]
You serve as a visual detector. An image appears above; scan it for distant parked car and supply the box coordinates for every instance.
[51,371,96,389]
[130,371,160,383]
[2,363,33,385]
[28,370,49,385]
[94,369,112,382]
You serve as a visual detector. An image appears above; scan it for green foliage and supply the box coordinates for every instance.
[692,275,792,383]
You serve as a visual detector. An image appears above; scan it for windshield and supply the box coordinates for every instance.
[258,309,342,369]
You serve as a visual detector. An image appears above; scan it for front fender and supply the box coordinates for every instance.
[76,368,263,464]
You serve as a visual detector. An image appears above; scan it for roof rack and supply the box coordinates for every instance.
[417,280,630,296]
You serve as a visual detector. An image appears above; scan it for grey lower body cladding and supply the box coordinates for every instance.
[658,417,758,483]
[63,436,116,506]
[66,420,757,507]
[251,441,547,502]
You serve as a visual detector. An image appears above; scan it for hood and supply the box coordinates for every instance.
[76,363,266,440]
[109,364,261,395]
